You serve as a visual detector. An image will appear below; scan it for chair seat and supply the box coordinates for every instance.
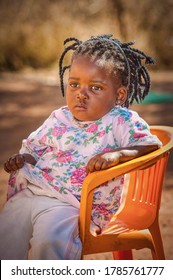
[82,228,154,255]
[102,218,138,235]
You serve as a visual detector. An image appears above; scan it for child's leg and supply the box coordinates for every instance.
[29,196,82,260]
[0,189,33,259]
[0,189,82,260]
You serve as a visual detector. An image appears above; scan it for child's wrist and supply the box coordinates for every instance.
[22,153,36,165]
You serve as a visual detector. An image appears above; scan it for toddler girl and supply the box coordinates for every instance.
[0,34,162,259]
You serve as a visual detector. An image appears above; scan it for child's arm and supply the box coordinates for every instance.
[86,144,159,174]
[4,153,37,173]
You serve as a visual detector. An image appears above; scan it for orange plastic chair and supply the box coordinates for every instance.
[79,125,173,260]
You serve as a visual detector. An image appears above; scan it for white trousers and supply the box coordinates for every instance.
[0,189,82,260]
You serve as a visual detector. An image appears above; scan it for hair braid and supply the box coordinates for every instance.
[59,42,79,96]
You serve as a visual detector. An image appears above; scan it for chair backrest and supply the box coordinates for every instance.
[117,153,169,229]
[79,126,173,243]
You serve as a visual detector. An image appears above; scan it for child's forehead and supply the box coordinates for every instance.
[71,54,117,75]
[70,56,104,73]
[71,54,116,70]
[71,55,96,64]
[69,55,119,81]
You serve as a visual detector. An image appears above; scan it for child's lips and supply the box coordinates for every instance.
[75,103,87,110]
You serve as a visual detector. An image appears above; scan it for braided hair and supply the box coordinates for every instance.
[59,34,155,108]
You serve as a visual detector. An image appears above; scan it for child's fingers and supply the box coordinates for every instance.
[8,156,18,171]
[100,160,110,170]
[93,158,105,171]
[86,155,105,173]
[4,158,15,173]
[86,157,96,173]
[4,154,25,173]
[15,154,25,168]
[4,161,11,173]
[86,153,119,174]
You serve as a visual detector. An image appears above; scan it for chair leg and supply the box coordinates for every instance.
[149,221,165,260]
[113,250,133,260]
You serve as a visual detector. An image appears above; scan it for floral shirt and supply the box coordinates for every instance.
[8,106,162,228]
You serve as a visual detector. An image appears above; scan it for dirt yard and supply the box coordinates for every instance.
[0,70,173,259]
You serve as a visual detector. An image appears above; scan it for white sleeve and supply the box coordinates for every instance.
[117,110,162,148]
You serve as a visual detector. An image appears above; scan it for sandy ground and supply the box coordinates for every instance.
[0,70,173,259]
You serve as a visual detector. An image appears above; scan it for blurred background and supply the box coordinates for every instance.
[0,0,173,71]
[0,0,173,260]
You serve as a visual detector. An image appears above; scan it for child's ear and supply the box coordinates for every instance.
[115,86,128,105]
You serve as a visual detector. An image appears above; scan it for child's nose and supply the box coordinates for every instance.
[77,87,89,100]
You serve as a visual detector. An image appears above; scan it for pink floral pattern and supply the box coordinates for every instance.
[70,167,86,185]
[86,123,98,133]
[7,106,162,228]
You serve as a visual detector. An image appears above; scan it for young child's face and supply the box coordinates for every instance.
[66,55,123,121]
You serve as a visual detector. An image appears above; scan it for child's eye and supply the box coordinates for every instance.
[90,85,102,91]
[69,82,79,88]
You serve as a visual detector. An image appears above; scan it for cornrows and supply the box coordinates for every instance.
[59,34,155,107]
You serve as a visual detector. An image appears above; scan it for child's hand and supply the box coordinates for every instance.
[86,152,120,174]
[4,154,26,173]
[4,153,36,173]
[86,145,158,174]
